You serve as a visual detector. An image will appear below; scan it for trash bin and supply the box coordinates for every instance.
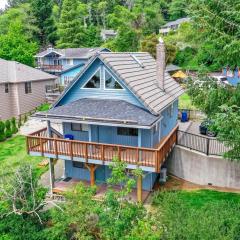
[64,134,74,140]
[181,111,188,122]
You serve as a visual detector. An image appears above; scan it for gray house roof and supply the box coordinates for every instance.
[163,17,190,28]
[35,48,109,59]
[36,98,158,127]
[54,52,184,116]
[0,58,57,84]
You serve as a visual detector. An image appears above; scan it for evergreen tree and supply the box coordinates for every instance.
[30,0,57,46]
[169,0,188,20]
[57,0,81,48]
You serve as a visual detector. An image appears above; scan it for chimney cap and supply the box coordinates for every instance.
[158,37,164,44]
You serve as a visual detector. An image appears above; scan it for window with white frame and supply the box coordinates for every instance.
[25,82,32,94]
[104,69,123,89]
[83,69,101,89]
[71,123,88,131]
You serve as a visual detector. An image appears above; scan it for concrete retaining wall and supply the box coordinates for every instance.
[167,145,240,189]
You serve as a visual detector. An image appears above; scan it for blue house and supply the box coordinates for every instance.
[222,67,240,86]
[35,47,110,86]
[28,39,184,202]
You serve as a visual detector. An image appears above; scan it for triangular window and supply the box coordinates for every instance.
[83,69,100,88]
[104,69,123,89]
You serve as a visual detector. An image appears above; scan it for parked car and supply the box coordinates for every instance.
[199,120,217,137]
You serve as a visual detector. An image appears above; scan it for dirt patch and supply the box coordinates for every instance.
[154,175,240,194]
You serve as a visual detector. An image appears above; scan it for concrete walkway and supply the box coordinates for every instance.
[40,160,64,188]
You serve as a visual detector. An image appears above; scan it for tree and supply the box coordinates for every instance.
[169,0,188,20]
[30,0,57,46]
[11,117,18,134]
[213,106,240,161]
[0,21,38,66]
[4,120,12,138]
[0,121,5,142]
[57,0,81,48]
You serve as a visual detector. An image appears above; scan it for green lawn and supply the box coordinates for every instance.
[153,190,240,239]
[0,135,47,178]
[179,92,196,110]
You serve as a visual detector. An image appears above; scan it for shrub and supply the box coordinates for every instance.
[23,114,28,123]
[0,121,6,141]
[11,117,18,134]
[5,120,12,138]
[18,116,22,128]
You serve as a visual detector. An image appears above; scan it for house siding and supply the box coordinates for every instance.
[65,162,157,191]
[17,80,55,115]
[60,65,84,86]
[161,99,178,138]
[57,59,146,110]
[1,79,55,120]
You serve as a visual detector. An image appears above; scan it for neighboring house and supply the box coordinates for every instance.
[222,67,240,86]
[159,17,190,35]
[166,64,181,74]
[27,39,184,201]
[35,47,110,86]
[101,29,117,41]
[0,58,57,120]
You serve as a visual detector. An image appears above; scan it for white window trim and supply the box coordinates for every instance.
[103,68,125,91]
[81,67,101,90]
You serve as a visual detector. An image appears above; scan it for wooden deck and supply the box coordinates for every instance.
[26,126,178,173]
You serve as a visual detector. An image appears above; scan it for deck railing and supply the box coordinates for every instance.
[39,64,63,71]
[26,126,178,173]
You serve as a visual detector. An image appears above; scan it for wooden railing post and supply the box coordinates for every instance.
[136,149,139,165]
[101,145,105,163]
[69,141,73,160]
[54,139,58,159]
[117,146,121,160]
[85,143,88,163]
[40,138,44,156]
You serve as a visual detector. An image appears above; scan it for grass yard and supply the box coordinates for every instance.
[179,92,196,110]
[153,189,240,240]
[0,135,47,178]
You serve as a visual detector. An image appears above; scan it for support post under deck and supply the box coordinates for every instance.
[137,175,142,203]
[49,158,55,194]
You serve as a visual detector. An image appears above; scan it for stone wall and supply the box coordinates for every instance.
[167,145,240,189]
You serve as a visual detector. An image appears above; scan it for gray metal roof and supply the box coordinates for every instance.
[0,58,57,84]
[35,47,107,59]
[163,17,190,28]
[40,98,159,126]
[166,64,181,72]
[101,29,117,36]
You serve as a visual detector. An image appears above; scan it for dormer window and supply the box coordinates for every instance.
[83,69,100,89]
[104,69,123,90]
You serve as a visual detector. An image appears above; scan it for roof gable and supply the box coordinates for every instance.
[54,52,184,114]
[0,58,57,84]
[55,57,146,110]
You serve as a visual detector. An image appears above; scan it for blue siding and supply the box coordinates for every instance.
[60,65,84,85]
[63,122,89,141]
[56,58,146,110]
[161,99,178,138]
[65,163,158,191]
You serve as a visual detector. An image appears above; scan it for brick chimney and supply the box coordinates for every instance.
[156,37,165,90]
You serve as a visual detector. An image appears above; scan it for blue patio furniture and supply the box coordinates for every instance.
[64,134,74,140]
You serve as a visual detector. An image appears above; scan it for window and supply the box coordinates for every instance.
[73,161,85,168]
[117,127,138,136]
[71,123,88,132]
[25,82,32,94]
[83,69,100,88]
[153,124,158,134]
[104,69,123,89]
[66,59,73,65]
[5,83,9,93]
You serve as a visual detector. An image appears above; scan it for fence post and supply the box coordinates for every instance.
[206,138,210,155]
